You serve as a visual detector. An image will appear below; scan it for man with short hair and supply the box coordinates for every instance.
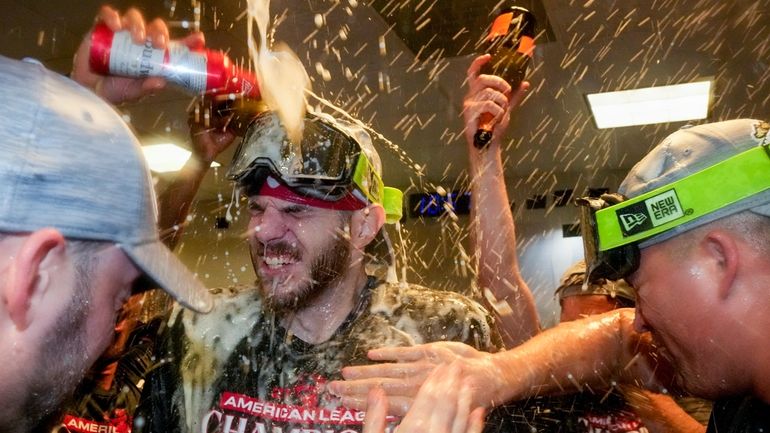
[0,55,211,433]
[332,118,770,432]
[137,110,499,433]
[555,260,636,322]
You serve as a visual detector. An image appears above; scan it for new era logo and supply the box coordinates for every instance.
[615,189,684,237]
[619,212,648,232]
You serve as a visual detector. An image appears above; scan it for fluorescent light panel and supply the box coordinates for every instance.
[142,143,220,173]
[587,80,711,129]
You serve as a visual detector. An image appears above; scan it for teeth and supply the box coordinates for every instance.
[264,256,294,269]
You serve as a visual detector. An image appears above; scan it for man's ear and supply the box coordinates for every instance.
[2,229,66,330]
[351,204,386,249]
[701,230,739,300]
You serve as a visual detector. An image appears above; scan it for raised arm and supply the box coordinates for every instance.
[158,120,235,249]
[462,55,539,347]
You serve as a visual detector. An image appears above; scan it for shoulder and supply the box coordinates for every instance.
[369,282,496,350]
[372,282,488,313]
[165,285,265,376]
[171,285,263,335]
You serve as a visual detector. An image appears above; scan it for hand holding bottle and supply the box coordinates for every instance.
[473,6,536,149]
[72,6,205,104]
[463,54,529,152]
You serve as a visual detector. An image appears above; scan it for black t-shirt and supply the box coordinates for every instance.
[135,277,499,433]
[488,391,648,433]
[52,321,161,433]
[706,396,770,433]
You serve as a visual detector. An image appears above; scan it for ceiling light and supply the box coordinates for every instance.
[587,80,712,129]
[141,143,221,173]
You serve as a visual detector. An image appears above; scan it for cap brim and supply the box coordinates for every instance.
[120,241,213,313]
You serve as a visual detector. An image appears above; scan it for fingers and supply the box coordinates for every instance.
[146,18,170,49]
[367,346,426,362]
[181,32,207,51]
[467,54,492,80]
[396,363,484,433]
[341,361,433,380]
[508,81,531,112]
[450,376,472,433]
[340,395,414,417]
[367,343,457,363]
[96,5,122,31]
[121,8,147,44]
[362,388,388,433]
[140,77,168,95]
[467,407,487,433]
[333,376,422,393]
[97,6,171,50]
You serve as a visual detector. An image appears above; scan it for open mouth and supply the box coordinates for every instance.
[263,255,298,269]
[260,242,302,271]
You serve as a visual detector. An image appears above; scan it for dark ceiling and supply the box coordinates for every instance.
[369,0,556,59]
[1,0,769,201]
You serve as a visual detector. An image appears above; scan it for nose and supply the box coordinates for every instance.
[632,305,650,333]
[252,205,287,243]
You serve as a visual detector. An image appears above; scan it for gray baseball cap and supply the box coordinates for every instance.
[0,56,212,313]
[618,118,770,248]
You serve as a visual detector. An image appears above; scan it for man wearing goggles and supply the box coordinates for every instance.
[137,110,499,433]
[333,119,770,433]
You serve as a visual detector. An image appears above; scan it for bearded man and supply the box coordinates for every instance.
[136,111,499,433]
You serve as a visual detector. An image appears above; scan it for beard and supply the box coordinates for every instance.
[25,254,94,429]
[257,233,352,314]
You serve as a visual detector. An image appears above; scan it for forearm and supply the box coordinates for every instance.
[469,143,539,347]
[158,155,211,249]
[487,309,662,405]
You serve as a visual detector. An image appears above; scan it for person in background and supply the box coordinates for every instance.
[0,53,211,433]
[555,260,636,321]
[460,52,709,433]
[554,261,710,432]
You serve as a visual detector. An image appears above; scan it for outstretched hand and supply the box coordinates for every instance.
[362,363,486,433]
[330,341,504,417]
[72,5,205,104]
[462,54,529,150]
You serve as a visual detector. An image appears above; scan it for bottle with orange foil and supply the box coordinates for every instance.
[474,6,536,149]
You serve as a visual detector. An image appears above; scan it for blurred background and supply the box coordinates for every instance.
[2,0,768,325]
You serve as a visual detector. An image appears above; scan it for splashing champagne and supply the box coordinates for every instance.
[474,6,536,149]
[89,23,261,100]
[247,0,311,145]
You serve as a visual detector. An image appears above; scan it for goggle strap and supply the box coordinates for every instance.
[596,145,770,250]
[351,152,385,204]
[383,187,404,224]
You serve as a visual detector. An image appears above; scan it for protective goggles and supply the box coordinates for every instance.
[578,144,770,282]
[227,111,403,223]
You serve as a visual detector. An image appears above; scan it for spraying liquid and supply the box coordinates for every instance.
[246,0,311,145]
